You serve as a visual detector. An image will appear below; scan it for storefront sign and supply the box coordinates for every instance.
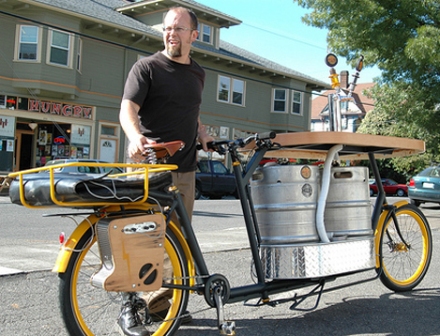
[0,115,15,137]
[54,136,66,144]
[70,124,91,145]
[28,99,92,119]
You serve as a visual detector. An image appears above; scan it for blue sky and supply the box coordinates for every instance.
[196,0,381,84]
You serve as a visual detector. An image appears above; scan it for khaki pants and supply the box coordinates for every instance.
[145,170,195,314]
[170,171,195,222]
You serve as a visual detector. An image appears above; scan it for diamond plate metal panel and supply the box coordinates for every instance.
[261,237,375,279]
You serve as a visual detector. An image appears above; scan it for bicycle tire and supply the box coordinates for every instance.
[58,222,190,336]
[377,203,432,292]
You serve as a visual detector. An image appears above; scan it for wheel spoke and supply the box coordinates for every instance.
[379,204,432,291]
[59,221,190,336]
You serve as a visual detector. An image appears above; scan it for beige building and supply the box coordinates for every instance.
[0,0,329,173]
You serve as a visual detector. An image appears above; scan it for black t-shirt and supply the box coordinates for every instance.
[122,52,205,172]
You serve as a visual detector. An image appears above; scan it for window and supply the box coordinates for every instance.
[101,125,117,136]
[76,38,82,72]
[212,161,228,174]
[17,25,39,60]
[202,24,212,43]
[291,90,302,115]
[217,75,245,106]
[272,89,287,113]
[198,161,210,173]
[341,100,348,112]
[48,29,72,67]
[197,23,213,44]
[218,76,230,102]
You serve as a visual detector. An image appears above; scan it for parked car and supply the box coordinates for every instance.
[369,178,408,197]
[42,159,124,175]
[408,166,440,206]
[195,160,237,199]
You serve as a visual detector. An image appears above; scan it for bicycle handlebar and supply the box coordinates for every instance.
[196,131,276,154]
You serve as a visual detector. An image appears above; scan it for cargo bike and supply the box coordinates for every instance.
[8,130,432,336]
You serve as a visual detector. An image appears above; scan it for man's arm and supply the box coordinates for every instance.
[197,116,214,151]
[120,99,156,160]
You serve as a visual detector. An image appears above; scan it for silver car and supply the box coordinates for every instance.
[43,159,123,175]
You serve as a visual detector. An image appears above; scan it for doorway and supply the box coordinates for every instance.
[16,130,35,171]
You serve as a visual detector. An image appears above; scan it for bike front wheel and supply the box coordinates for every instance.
[58,222,190,336]
[378,204,432,292]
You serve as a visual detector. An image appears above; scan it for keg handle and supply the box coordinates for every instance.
[316,144,343,243]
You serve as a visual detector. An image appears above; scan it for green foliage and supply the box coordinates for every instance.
[296,0,440,84]
[294,0,440,178]
[357,82,440,178]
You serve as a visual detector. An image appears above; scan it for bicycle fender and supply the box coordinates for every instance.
[374,200,409,268]
[52,214,100,273]
[167,220,197,287]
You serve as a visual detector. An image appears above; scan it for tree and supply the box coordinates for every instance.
[295,0,440,174]
[295,0,440,83]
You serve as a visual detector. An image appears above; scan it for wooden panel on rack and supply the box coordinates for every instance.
[265,132,425,160]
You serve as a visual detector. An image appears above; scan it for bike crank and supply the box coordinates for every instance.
[203,274,235,335]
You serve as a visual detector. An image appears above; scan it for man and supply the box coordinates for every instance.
[118,6,213,336]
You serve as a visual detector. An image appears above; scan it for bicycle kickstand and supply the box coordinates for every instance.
[213,286,236,335]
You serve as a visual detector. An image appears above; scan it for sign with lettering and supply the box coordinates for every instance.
[70,124,91,145]
[54,136,66,144]
[28,99,92,119]
[0,115,15,137]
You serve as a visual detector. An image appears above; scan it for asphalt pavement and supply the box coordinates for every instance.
[1,195,440,335]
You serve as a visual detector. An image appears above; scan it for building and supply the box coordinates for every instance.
[311,83,375,132]
[0,0,329,173]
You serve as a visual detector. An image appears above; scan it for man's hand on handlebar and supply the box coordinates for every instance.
[197,124,215,152]
[197,132,277,155]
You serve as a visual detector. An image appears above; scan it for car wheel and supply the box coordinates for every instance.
[410,198,421,207]
[195,184,202,200]
[232,188,239,199]
[396,189,406,197]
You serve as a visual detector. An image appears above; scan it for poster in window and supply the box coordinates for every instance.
[57,145,65,157]
[7,140,14,151]
[38,130,47,145]
[70,146,77,158]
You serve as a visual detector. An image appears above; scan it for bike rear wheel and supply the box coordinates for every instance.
[59,223,190,335]
[378,204,432,292]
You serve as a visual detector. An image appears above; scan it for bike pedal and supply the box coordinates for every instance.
[219,321,236,335]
